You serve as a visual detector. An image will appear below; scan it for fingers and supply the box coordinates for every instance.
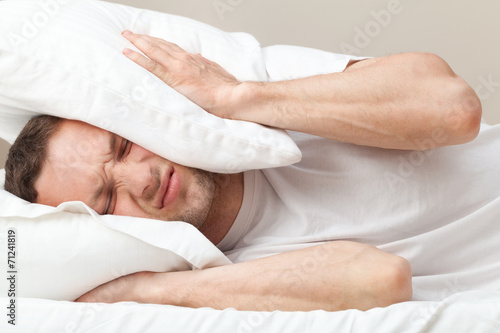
[120,31,170,78]
[122,30,206,83]
[121,30,183,64]
[122,47,168,80]
[119,30,238,115]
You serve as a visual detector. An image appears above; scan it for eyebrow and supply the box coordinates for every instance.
[89,132,116,214]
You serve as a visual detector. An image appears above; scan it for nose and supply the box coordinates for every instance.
[112,143,158,200]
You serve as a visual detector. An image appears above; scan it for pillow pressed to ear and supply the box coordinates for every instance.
[0,169,231,301]
[0,0,301,173]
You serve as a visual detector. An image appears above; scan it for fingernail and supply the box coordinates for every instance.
[123,48,132,55]
[122,30,133,37]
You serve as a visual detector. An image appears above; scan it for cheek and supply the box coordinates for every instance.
[113,197,149,219]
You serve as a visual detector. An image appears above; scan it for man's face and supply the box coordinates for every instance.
[35,120,216,229]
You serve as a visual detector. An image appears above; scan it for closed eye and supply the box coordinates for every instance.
[120,139,131,160]
[102,137,132,215]
[103,186,117,215]
[104,139,131,214]
[103,193,112,215]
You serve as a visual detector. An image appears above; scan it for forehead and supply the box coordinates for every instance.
[34,120,113,207]
[49,120,112,161]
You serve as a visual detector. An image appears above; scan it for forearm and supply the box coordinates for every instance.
[229,53,482,150]
[147,241,412,311]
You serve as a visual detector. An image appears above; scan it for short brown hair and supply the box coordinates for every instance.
[4,115,63,202]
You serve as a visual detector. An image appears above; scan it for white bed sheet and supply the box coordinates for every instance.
[1,291,499,332]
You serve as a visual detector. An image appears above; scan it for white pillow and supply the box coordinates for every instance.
[0,0,301,173]
[0,169,231,301]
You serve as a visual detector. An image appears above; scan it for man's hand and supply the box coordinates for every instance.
[122,30,241,119]
[76,241,412,312]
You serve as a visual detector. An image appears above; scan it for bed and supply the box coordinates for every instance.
[1,0,500,331]
[1,291,500,332]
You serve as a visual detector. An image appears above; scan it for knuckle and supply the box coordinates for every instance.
[176,51,192,62]
[146,61,160,73]
[145,43,161,54]
[177,61,193,73]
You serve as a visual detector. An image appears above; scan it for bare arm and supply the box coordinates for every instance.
[230,54,482,149]
[121,31,482,150]
[77,241,412,311]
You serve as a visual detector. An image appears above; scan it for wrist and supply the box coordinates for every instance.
[151,269,208,308]
[227,81,267,123]
[154,266,245,310]
[229,80,297,131]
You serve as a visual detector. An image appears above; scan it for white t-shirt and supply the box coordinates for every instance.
[218,123,500,301]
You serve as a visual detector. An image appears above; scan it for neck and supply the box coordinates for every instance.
[199,172,244,245]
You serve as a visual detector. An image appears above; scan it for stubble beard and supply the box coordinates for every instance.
[169,168,216,229]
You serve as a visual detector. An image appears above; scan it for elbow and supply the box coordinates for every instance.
[418,53,483,146]
[379,256,413,307]
[391,256,413,304]
[443,79,482,145]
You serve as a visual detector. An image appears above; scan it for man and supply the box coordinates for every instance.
[6,31,491,311]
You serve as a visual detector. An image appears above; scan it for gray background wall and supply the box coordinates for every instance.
[1,0,499,169]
